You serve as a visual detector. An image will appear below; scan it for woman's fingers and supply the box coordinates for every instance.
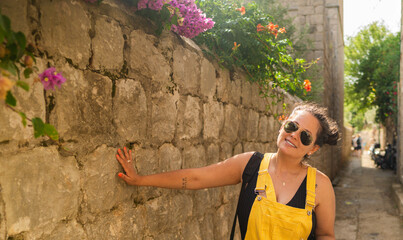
[118,172,131,184]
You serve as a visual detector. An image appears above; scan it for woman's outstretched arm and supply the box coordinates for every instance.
[115,147,253,190]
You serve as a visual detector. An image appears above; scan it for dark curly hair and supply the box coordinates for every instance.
[291,102,340,147]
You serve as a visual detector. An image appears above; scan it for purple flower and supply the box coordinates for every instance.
[39,67,66,90]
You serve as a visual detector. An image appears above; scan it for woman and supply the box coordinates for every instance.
[115,102,339,240]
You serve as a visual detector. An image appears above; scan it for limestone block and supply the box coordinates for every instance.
[268,115,276,141]
[314,40,324,50]
[0,0,29,35]
[293,16,306,26]
[177,96,202,140]
[258,115,270,142]
[251,84,266,112]
[199,213,214,240]
[265,142,277,153]
[244,142,257,152]
[234,143,243,155]
[242,109,259,141]
[216,68,230,103]
[170,194,193,223]
[159,144,182,172]
[135,147,158,175]
[315,5,324,14]
[82,145,134,214]
[129,29,170,91]
[144,197,170,235]
[33,220,85,240]
[173,45,200,95]
[113,79,147,142]
[151,90,179,144]
[206,143,219,165]
[182,144,206,168]
[299,6,315,15]
[213,204,231,239]
[203,101,224,140]
[85,203,146,239]
[50,69,114,144]
[92,16,124,70]
[40,1,91,68]
[0,147,80,236]
[220,142,233,160]
[309,14,324,25]
[200,59,217,100]
[313,0,325,6]
[0,60,46,143]
[182,219,202,240]
[222,104,240,142]
[229,77,242,106]
[241,80,252,108]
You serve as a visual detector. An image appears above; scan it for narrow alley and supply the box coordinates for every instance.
[334,152,403,239]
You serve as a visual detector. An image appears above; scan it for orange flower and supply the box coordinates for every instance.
[236,6,246,15]
[304,79,312,92]
[278,114,288,121]
[268,22,278,31]
[232,42,241,51]
[257,23,265,32]
[0,75,14,100]
[278,27,286,33]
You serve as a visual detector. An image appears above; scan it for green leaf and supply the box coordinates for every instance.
[15,32,26,50]
[0,61,18,76]
[23,68,33,79]
[32,117,45,138]
[16,80,29,91]
[18,111,27,127]
[5,91,16,107]
[0,14,11,33]
[44,124,59,141]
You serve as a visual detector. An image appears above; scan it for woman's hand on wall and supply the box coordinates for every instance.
[115,147,142,185]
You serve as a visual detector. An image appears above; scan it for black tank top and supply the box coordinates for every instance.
[236,152,316,239]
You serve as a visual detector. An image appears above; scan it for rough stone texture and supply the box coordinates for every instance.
[0,0,312,239]
[151,91,179,144]
[224,104,242,143]
[0,147,80,236]
[129,29,171,91]
[113,79,147,142]
[398,0,403,184]
[92,16,124,70]
[177,96,202,140]
[203,101,224,140]
[50,69,115,147]
[0,0,29,35]
[200,59,217,100]
[173,46,200,95]
[159,144,182,172]
[0,59,46,144]
[82,145,132,214]
[40,1,91,68]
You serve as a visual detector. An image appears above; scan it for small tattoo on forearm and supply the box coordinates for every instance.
[182,177,188,189]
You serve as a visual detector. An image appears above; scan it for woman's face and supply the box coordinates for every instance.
[276,110,320,159]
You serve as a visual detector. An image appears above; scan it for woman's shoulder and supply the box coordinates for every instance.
[313,169,335,204]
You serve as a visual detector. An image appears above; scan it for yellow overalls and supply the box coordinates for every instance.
[245,153,317,240]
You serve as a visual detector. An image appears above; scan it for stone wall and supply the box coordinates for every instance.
[279,0,345,179]
[0,0,304,239]
[397,0,403,184]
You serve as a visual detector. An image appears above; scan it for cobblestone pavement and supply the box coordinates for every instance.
[334,152,403,240]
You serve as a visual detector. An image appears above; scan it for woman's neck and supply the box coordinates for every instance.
[273,151,304,174]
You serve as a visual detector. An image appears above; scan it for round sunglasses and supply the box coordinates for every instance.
[283,120,313,146]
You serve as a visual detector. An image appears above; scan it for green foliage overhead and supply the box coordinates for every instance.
[344,22,399,129]
[194,0,315,105]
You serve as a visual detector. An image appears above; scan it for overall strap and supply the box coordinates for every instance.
[305,166,317,215]
[254,153,272,193]
[230,152,264,240]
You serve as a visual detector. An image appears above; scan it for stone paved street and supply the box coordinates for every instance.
[334,152,403,240]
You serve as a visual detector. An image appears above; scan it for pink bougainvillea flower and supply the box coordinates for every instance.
[393,92,397,95]
[304,79,312,92]
[236,6,246,15]
[39,67,66,90]
[0,75,14,100]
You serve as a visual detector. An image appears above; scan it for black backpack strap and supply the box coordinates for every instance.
[230,152,264,240]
